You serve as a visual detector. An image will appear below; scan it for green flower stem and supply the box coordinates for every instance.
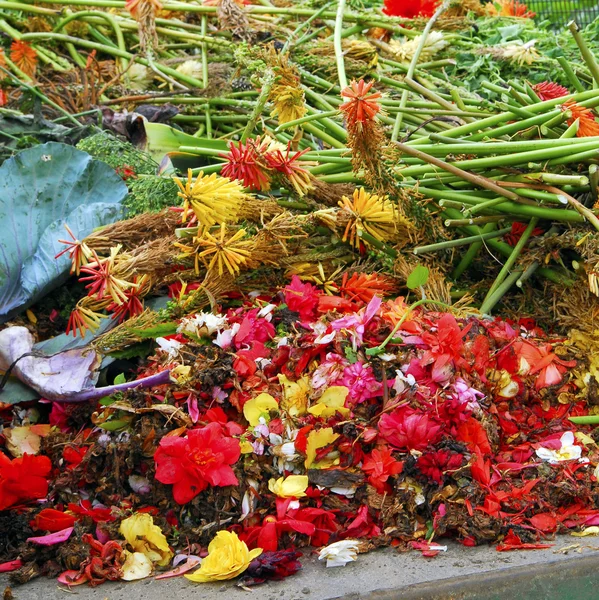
[305,106,347,140]
[516,262,539,288]
[241,69,274,142]
[19,32,205,88]
[302,122,346,149]
[275,110,339,131]
[413,227,512,255]
[0,1,56,13]
[569,416,599,425]
[393,142,521,202]
[483,217,539,305]
[53,10,128,70]
[201,15,208,90]
[444,216,506,227]
[560,119,580,138]
[357,231,398,258]
[569,21,599,87]
[557,56,585,92]
[391,0,451,142]
[282,2,331,53]
[451,223,496,280]
[333,0,348,89]
[479,270,522,315]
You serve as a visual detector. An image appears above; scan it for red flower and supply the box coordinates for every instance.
[220,139,270,191]
[340,272,397,305]
[340,79,382,126]
[504,221,544,246]
[63,445,88,470]
[283,275,321,321]
[456,418,491,455]
[363,446,403,491]
[154,422,241,504]
[417,450,464,484]
[0,90,7,108]
[30,508,77,532]
[533,81,569,101]
[115,165,137,180]
[512,339,576,389]
[382,0,437,18]
[233,341,270,378]
[0,453,51,510]
[379,406,442,452]
[67,500,116,522]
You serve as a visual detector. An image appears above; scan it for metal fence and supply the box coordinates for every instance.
[528,1,599,27]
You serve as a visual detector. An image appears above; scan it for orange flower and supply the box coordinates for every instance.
[10,40,37,77]
[562,100,599,137]
[340,272,397,304]
[495,0,535,18]
[340,79,382,126]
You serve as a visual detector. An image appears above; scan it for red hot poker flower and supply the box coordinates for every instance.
[220,139,270,191]
[154,422,241,504]
[0,452,52,510]
[562,100,599,137]
[340,79,382,126]
[532,81,569,101]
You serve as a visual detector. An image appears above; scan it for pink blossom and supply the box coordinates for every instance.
[379,406,442,451]
[451,377,485,407]
[331,296,382,349]
[311,353,349,390]
[341,362,382,404]
[283,276,321,321]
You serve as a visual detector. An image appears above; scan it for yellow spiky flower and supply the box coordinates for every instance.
[339,187,397,249]
[197,224,253,276]
[174,170,244,230]
[270,84,307,125]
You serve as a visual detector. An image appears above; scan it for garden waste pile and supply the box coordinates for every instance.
[5,0,599,590]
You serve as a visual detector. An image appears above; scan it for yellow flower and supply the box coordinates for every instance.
[174,170,244,230]
[278,374,310,417]
[308,386,350,419]
[339,188,399,249]
[268,475,309,498]
[197,225,253,277]
[243,393,279,427]
[270,84,307,125]
[119,513,173,567]
[305,427,339,469]
[185,531,262,583]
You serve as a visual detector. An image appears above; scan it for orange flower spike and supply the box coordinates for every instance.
[562,100,599,137]
[496,0,535,18]
[10,40,37,78]
[340,79,382,126]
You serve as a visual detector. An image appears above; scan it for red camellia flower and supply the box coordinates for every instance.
[283,275,321,321]
[383,0,437,18]
[379,406,442,452]
[0,453,52,510]
[154,422,241,504]
[363,446,403,491]
[417,450,464,484]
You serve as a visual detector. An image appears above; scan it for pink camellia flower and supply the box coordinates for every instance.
[379,406,442,452]
[311,353,349,390]
[331,296,382,349]
[341,362,382,404]
[283,276,321,321]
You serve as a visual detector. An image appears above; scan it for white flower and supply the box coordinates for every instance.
[156,337,183,359]
[536,432,582,464]
[214,322,240,349]
[178,312,228,337]
[318,540,360,567]
[258,304,276,319]
[393,370,416,396]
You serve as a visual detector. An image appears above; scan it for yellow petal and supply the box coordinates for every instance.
[305,427,339,469]
[243,393,279,427]
[268,475,309,498]
[119,513,173,567]
[308,386,350,419]
[572,527,599,537]
[278,374,310,417]
[121,551,153,581]
[5,426,42,457]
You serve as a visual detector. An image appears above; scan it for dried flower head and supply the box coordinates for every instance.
[270,84,306,125]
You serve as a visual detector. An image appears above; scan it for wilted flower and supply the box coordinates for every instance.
[318,540,360,567]
[268,475,309,498]
[185,531,262,583]
[119,513,173,567]
[178,312,228,337]
[536,432,582,464]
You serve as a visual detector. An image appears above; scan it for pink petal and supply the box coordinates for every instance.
[27,526,74,545]
[0,559,22,573]
[58,570,88,586]
[154,557,201,579]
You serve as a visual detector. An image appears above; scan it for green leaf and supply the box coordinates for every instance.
[129,322,178,339]
[113,373,127,385]
[0,142,126,320]
[98,419,130,431]
[407,265,430,290]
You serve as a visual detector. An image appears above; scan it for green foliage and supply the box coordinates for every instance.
[126,175,179,214]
